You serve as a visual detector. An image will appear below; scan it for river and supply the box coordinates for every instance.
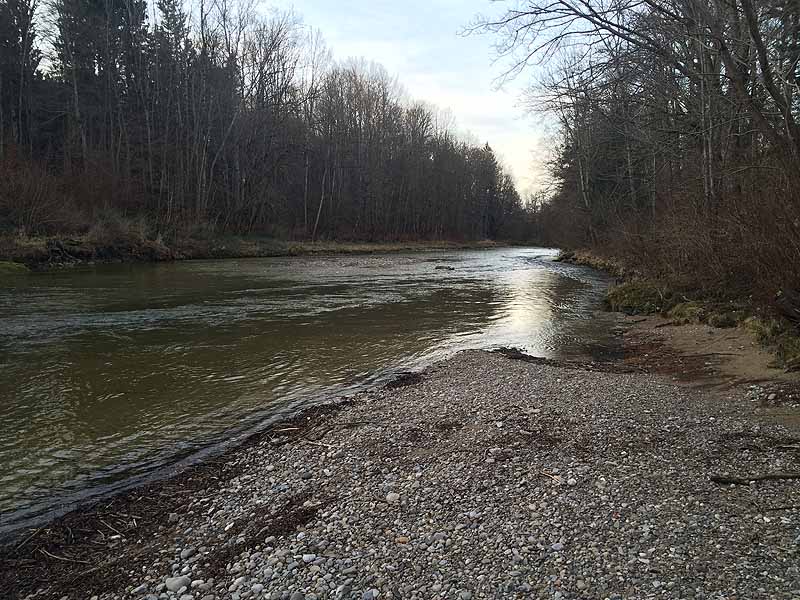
[0,247,616,538]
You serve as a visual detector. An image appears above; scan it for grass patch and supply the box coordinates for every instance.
[0,260,30,275]
[555,249,632,278]
[605,281,674,315]
[705,311,741,328]
[744,316,800,371]
[667,301,705,324]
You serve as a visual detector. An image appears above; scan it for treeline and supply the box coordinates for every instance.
[486,1,800,302]
[0,0,528,243]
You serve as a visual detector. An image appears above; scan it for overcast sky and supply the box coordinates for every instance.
[270,0,548,195]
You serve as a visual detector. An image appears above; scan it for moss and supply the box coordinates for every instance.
[0,260,30,275]
[667,301,706,324]
[605,280,672,315]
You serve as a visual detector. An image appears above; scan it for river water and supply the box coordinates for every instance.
[0,247,616,537]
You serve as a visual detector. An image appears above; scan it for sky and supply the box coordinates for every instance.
[270,0,549,195]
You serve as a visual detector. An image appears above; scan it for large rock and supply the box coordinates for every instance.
[166,576,192,593]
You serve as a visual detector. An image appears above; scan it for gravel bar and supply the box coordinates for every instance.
[15,350,800,599]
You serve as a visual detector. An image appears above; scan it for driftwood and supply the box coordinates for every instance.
[710,472,800,485]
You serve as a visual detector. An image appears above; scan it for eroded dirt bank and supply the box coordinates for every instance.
[3,330,800,600]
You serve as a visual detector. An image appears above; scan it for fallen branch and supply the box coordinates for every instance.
[710,472,800,485]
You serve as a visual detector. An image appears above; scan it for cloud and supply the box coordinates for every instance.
[269,0,547,193]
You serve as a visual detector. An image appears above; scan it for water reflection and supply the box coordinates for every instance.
[0,248,614,536]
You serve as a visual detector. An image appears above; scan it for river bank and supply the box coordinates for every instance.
[0,236,501,271]
[556,249,800,372]
[3,323,800,600]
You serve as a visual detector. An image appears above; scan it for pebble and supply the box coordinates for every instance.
[41,352,800,600]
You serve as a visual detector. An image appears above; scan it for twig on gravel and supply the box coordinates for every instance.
[302,440,333,449]
[710,472,800,485]
[71,565,104,580]
[14,526,44,551]
[39,549,91,564]
[99,519,124,537]
[539,471,561,482]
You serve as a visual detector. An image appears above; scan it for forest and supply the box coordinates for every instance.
[0,0,529,248]
[487,0,800,305]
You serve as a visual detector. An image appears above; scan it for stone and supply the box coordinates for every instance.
[132,584,148,594]
[567,478,577,487]
[166,576,192,593]
[168,513,180,523]
[180,547,196,560]
[386,492,400,504]
[303,553,317,563]
[551,542,564,552]
[290,593,305,600]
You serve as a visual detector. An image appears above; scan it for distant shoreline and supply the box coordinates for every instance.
[0,237,508,272]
